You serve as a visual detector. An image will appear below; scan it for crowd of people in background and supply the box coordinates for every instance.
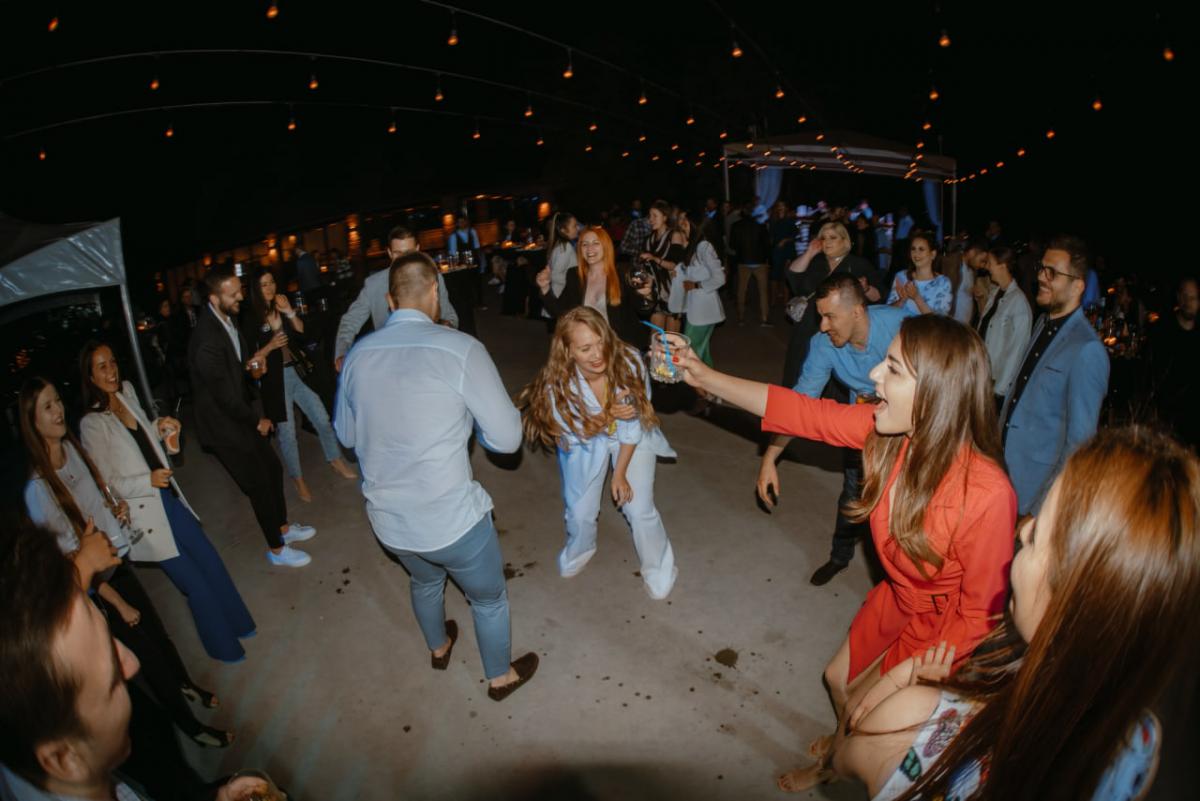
[4,191,1199,801]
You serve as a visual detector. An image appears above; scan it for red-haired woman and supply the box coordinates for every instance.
[518,307,677,599]
[537,226,653,351]
[667,314,1016,791]
[835,426,1196,800]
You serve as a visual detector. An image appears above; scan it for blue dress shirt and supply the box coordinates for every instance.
[794,305,914,401]
[334,308,522,552]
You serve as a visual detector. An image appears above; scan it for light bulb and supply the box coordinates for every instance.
[731,41,743,58]
[150,76,160,91]
[938,30,951,48]
[48,16,59,32]
[266,3,278,19]
[309,74,318,91]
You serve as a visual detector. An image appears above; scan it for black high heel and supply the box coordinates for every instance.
[180,683,220,709]
[190,724,235,748]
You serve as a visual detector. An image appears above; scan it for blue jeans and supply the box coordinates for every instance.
[277,365,342,478]
[158,489,256,661]
[831,450,867,565]
[383,513,511,680]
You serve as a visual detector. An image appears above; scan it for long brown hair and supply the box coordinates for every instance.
[517,307,658,450]
[845,315,1003,574]
[894,426,1200,801]
[78,339,114,412]
[576,226,622,306]
[19,377,113,538]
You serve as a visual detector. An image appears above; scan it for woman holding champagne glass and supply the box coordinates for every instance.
[21,376,235,748]
[79,340,256,664]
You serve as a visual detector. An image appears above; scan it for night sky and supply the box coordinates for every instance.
[1,1,1192,285]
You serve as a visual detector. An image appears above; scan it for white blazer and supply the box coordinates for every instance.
[80,381,198,562]
[983,281,1033,398]
[671,241,726,325]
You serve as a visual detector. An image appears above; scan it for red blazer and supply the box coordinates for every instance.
[763,385,1016,681]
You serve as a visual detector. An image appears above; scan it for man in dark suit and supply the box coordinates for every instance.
[1000,235,1110,515]
[188,263,316,567]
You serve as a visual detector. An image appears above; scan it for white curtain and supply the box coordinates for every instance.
[754,168,783,222]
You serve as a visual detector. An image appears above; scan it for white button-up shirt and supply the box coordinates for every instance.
[334,308,522,552]
[208,302,241,361]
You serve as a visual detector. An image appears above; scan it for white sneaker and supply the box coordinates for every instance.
[487,277,501,286]
[282,523,316,544]
[266,546,311,567]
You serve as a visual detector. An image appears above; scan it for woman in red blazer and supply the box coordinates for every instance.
[666,314,1016,792]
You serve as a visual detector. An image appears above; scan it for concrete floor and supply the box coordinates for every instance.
[136,294,1200,800]
[137,298,884,800]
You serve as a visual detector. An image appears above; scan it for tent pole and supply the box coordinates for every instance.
[951,174,958,240]
[119,281,157,417]
[723,157,731,204]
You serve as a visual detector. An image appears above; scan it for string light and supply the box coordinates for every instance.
[686,113,695,126]
[48,16,59,32]
[995,161,1005,168]
[638,89,648,106]
[149,75,160,91]
[434,75,444,102]
[916,141,925,149]
[585,144,593,153]
[731,30,743,59]
[524,103,533,118]
[266,3,279,19]
[308,72,318,91]
[922,121,932,131]
[797,116,807,125]
[718,131,727,139]
[1092,96,1103,111]
[621,151,630,158]
[774,84,785,100]
[536,134,544,146]
[638,133,647,142]
[815,133,825,142]
[38,147,47,161]
[670,143,679,151]
[938,30,951,48]
[388,110,397,134]
[164,123,174,139]
[447,12,458,46]
[472,120,481,140]
[1163,46,1175,62]
[1017,148,1027,157]
[1045,129,1056,139]
[287,116,297,131]
[588,122,598,132]
[562,48,574,79]
[651,154,660,161]
[929,86,940,101]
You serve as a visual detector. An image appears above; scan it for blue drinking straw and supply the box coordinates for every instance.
[641,320,675,376]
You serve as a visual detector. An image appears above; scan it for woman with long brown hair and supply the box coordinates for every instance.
[20,377,235,748]
[665,314,1017,790]
[517,307,678,599]
[79,340,255,663]
[835,426,1198,800]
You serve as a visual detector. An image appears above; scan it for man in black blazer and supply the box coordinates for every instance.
[188,263,316,567]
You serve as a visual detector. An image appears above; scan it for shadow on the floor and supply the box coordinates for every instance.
[456,763,695,801]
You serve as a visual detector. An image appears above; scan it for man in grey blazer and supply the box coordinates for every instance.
[333,226,458,371]
[999,235,1109,515]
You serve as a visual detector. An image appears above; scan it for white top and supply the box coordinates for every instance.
[24,441,131,558]
[982,281,1034,398]
[334,308,522,552]
[671,241,727,325]
[207,302,241,360]
[952,261,976,325]
[548,243,577,297]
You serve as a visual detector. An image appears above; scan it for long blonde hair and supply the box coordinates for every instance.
[517,307,658,450]
[845,315,1003,575]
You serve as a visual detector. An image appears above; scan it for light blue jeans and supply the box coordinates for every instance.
[384,513,511,679]
[277,365,342,478]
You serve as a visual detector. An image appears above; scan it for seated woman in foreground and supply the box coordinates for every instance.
[668,314,1018,791]
[835,426,1198,800]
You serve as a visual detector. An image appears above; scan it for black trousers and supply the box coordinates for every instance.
[210,434,287,548]
[102,563,203,737]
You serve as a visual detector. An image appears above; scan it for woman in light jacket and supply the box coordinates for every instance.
[670,210,726,367]
[517,307,678,599]
[977,246,1032,410]
[79,341,255,663]
[22,376,235,748]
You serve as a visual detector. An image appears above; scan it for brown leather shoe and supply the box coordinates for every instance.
[487,652,539,702]
[431,620,458,670]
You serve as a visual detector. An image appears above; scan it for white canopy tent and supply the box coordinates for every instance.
[722,130,958,234]
[0,215,156,412]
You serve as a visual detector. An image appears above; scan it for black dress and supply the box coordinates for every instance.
[540,266,652,351]
[239,311,306,424]
[782,253,883,388]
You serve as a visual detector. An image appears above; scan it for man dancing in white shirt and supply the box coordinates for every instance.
[334,252,538,701]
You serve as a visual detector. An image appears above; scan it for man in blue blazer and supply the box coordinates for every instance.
[1000,235,1109,515]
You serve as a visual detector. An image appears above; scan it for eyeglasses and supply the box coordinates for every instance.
[1038,263,1081,282]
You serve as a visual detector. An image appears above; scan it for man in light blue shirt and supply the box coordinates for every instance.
[757,274,914,585]
[334,252,538,701]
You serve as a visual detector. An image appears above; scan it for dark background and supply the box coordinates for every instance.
[1,2,1193,291]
